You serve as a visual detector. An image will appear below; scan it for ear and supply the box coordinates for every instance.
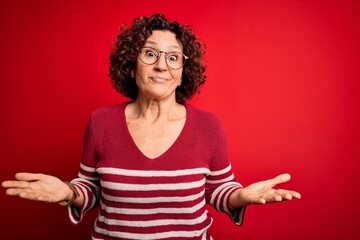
[130,69,135,78]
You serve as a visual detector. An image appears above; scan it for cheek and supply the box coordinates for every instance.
[171,70,183,84]
[134,64,147,82]
[134,59,146,79]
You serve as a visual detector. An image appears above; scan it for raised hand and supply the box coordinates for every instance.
[2,173,72,203]
[229,173,301,208]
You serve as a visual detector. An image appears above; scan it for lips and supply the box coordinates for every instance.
[150,76,168,83]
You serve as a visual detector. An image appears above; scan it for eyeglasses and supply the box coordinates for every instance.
[139,46,188,70]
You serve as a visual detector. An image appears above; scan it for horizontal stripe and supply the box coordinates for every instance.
[97,210,208,227]
[102,189,205,203]
[101,178,205,191]
[68,184,90,224]
[76,184,95,214]
[101,199,205,215]
[223,187,238,213]
[209,182,241,206]
[83,184,98,214]
[81,163,96,172]
[206,174,235,184]
[216,185,235,211]
[201,232,206,240]
[72,178,101,200]
[94,217,212,240]
[209,164,231,176]
[97,167,210,177]
[72,178,100,191]
[78,172,99,181]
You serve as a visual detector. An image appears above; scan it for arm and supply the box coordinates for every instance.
[204,116,246,225]
[228,173,301,208]
[2,172,85,207]
[2,116,100,224]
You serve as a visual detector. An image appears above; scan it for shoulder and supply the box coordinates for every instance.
[87,102,128,127]
[186,104,224,133]
[186,104,222,125]
[90,102,126,118]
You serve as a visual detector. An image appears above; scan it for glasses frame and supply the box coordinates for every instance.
[138,46,189,70]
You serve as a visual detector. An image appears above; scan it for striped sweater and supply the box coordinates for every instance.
[68,102,245,239]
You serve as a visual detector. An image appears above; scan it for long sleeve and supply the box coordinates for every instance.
[205,117,246,225]
[67,117,101,224]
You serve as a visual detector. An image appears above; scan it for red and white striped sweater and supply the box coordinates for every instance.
[68,102,245,239]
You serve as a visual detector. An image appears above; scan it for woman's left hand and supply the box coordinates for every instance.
[229,173,301,208]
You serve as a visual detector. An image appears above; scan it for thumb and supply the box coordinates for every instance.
[268,173,291,187]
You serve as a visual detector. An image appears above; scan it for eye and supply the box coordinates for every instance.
[145,49,157,58]
[168,53,181,62]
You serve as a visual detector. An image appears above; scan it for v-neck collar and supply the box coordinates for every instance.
[120,102,189,160]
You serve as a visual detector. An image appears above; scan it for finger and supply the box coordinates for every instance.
[2,180,26,188]
[264,193,283,203]
[5,188,33,197]
[268,173,291,187]
[247,196,266,205]
[252,198,266,204]
[15,173,42,182]
[291,191,301,199]
[2,180,29,189]
[276,189,301,200]
[283,193,293,200]
[2,180,16,188]
[274,189,293,200]
[6,188,45,201]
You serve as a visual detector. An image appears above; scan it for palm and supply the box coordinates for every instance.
[2,173,70,203]
[238,173,301,205]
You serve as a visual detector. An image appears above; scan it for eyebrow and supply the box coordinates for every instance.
[145,40,182,50]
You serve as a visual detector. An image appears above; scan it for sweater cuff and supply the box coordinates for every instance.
[229,206,246,226]
[225,187,246,225]
[66,182,94,225]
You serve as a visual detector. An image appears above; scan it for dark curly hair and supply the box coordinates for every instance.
[109,14,206,104]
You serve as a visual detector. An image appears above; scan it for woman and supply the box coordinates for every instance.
[2,14,300,239]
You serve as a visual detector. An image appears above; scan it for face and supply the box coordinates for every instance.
[133,30,183,101]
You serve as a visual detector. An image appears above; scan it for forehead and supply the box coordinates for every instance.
[145,30,183,51]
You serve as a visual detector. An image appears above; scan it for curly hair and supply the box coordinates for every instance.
[109,14,206,104]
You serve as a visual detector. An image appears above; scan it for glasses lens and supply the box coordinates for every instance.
[140,47,158,65]
[166,52,184,69]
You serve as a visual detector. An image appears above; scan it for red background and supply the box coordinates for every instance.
[1,0,359,239]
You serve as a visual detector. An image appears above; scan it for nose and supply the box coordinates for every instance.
[154,52,168,70]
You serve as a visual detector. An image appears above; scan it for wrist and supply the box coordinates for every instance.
[59,182,80,206]
[229,188,248,209]
[228,188,243,209]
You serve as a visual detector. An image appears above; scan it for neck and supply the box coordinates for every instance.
[130,96,183,122]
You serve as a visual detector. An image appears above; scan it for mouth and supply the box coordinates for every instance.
[150,76,168,83]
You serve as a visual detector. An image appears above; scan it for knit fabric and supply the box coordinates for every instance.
[67,102,245,239]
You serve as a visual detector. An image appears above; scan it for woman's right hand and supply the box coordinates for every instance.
[2,173,72,203]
